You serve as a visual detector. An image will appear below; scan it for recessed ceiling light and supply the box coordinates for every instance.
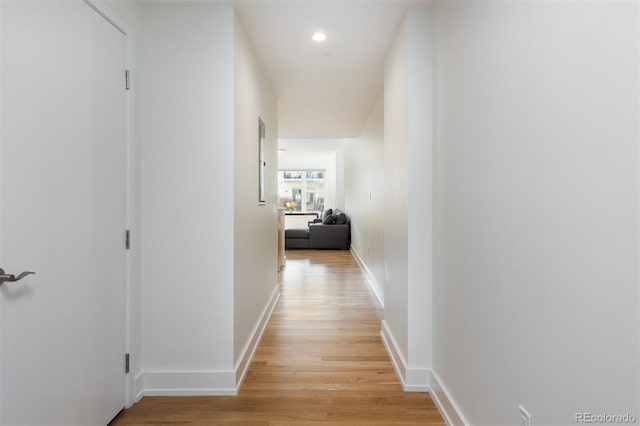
[312,32,326,42]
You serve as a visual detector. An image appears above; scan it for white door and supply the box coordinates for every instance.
[0,1,127,425]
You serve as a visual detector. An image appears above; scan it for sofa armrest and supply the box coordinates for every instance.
[312,218,323,224]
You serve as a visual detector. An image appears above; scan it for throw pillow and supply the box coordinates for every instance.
[335,212,347,225]
[322,208,333,220]
[322,214,338,224]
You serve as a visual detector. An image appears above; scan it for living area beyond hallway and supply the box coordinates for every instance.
[110,250,444,424]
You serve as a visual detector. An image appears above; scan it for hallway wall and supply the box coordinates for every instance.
[233,11,279,382]
[140,3,236,393]
[382,4,434,390]
[383,14,409,374]
[433,1,640,424]
[345,97,385,302]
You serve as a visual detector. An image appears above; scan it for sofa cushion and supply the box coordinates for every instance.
[335,212,348,225]
[285,228,309,239]
[322,214,338,224]
[322,208,333,220]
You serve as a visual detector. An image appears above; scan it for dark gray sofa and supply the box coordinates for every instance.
[285,209,350,250]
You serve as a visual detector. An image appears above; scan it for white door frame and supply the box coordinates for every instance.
[83,0,138,408]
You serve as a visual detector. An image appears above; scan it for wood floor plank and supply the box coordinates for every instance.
[110,249,444,425]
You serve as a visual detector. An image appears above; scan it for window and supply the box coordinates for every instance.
[306,171,324,180]
[283,171,303,180]
[278,170,326,213]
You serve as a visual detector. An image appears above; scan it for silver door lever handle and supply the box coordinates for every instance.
[0,268,35,285]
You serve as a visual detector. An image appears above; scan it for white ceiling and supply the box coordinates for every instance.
[235,1,413,139]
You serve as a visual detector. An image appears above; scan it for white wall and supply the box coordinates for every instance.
[140,4,236,393]
[233,11,279,383]
[405,4,434,389]
[381,4,434,391]
[344,97,385,302]
[433,2,639,424]
[383,13,409,383]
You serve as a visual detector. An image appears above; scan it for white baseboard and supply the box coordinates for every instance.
[380,320,429,392]
[405,368,429,392]
[428,370,469,426]
[130,286,280,400]
[381,320,407,387]
[380,322,466,424]
[141,371,237,396]
[137,286,280,397]
[350,248,384,307]
[134,373,144,402]
[380,320,407,389]
[235,284,281,390]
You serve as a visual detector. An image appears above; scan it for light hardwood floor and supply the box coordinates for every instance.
[111,250,445,425]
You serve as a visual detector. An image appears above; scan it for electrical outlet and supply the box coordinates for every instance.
[518,405,531,426]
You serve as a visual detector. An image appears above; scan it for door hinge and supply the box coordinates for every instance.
[125,353,130,374]
[125,229,130,250]
[125,69,130,90]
